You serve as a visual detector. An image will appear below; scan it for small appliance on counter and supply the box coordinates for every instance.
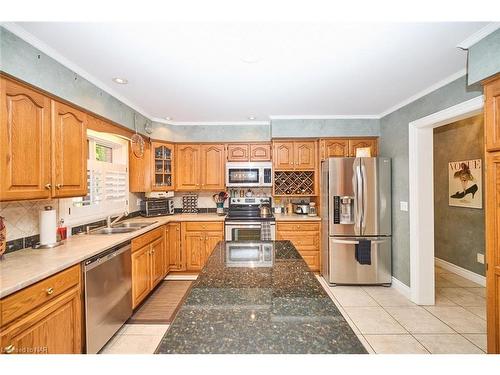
[293,201,310,215]
[141,191,174,217]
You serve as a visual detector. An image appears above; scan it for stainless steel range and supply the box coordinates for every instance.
[224,197,276,241]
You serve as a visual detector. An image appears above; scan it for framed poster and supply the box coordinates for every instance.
[448,159,482,209]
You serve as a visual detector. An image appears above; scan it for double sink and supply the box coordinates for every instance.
[90,221,157,235]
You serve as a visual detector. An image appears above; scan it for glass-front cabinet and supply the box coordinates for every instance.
[151,142,174,191]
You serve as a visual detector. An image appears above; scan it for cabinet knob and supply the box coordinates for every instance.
[46,287,54,295]
[56,184,63,189]
[176,228,180,231]
[4,344,15,354]
[151,250,155,254]
[44,183,51,190]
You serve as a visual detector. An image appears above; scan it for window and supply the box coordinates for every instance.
[60,130,129,226]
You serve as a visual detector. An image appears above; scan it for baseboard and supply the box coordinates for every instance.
[391,277,411,299]
[435,257,486,287]
[164,274,198,281]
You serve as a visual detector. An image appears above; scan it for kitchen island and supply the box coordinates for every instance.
[156,240,367,354]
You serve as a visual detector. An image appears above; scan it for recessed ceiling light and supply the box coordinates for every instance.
[165,117,172,121]
[248,116,256,120]
[112,77,128,84]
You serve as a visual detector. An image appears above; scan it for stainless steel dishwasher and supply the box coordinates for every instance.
[84,241,132,354]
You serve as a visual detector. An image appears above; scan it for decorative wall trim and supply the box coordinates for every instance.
[378,69,467,119]
[164,274,198,281]
[435,257,486,287]
[457,22,500,50]
[391,277,411,299]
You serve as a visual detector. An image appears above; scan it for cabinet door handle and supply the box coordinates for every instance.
[152,249,155,254]
[44,183,51,190]
[46,287,54,295]
[4,344,15,354]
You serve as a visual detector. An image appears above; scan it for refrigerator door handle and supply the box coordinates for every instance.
[355,161,363,232]
[361,161,367,231]
[331,239,388,245]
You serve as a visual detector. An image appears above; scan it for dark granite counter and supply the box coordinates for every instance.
[156,241,367,354]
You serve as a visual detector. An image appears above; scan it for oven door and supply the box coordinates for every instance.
[225,221,276,241]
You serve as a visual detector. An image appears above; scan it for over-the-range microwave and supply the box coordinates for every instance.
[225,161,273,187]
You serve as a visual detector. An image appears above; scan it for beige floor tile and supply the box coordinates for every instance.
[364,334,429,354]
[425,306,486,333]
[344,307,407,334]
[362,286,415,307]
[435,275,460,288]
[414,334,484,354]
[356,334,375,353]
[120,324,169,336]
[329,286,378,307]
[463,334,487,352]
[437,287,486,307]
[100,334,163,354]
[464,306,486,320]
[385,307,453,334]
[465,287,486,298]
[434,290,458,306]
[439,273,483,288]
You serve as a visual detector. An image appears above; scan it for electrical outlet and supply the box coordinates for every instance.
[400,201,408,212]
[477,253,485,264]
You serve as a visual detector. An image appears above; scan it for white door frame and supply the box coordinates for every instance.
[408,95,484,305]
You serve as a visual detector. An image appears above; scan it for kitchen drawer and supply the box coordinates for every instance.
[277,222,320,232]
[277,231,319,250]
[131,226,164,252]
[0,264,80,327]
[298,250,320,272]
[184,222,223,232]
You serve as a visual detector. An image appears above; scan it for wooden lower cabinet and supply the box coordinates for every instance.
[0,265,82,354]
[276,221,321,272]
[131,226,169,309]
[167,222,184,271]
[182,222,224,272]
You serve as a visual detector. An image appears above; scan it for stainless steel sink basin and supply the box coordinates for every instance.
[91,227,139,235]
[112,221,157,229]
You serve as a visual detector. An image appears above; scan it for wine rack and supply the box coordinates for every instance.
[273,171,315,196]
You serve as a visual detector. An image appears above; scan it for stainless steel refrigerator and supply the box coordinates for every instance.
[321,157,392,285]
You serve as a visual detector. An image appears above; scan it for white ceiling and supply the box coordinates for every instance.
[12,22,488,123]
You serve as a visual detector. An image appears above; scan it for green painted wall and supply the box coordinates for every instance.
[271,118,380,138]
[433,115,485,276]
[468,28,500,85]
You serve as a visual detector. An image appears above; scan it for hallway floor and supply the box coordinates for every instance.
[318,265,487,354]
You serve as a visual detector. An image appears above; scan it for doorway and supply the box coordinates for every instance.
[408,95,484,305]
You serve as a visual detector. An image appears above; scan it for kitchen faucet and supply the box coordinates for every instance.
[106,211,129,228]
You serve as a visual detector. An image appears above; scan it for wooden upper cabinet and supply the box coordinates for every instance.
[273,140,317,170]
[201,144,225,190]
[322,139,349,159]
[273,142,294,170]
[0,78,52,201]
[250,144,271,161]
[151,141,174,191]
[294,141,316,170]
[348,139,378,157]
[485,76,500,152]
[129,140,151,193]
[51,100,87,198]
[227,144,249,161]
[176,144,201,190]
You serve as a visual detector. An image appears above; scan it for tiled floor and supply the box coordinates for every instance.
[317,264,487,354]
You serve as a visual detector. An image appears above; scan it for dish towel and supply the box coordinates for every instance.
[261,221,272,241]
[355,239,372,265]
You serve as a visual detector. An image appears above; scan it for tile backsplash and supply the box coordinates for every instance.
[0,200,59,242]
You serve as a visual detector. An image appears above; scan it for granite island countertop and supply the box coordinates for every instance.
[156,240,367,354]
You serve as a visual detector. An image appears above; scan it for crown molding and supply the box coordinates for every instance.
[268,114,379,120]
[377,68,467,119]
[1,22,155,121]
[152,118,270,126]
[457,22,500,50]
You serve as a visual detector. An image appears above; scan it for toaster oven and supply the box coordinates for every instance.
[140,198,174,217]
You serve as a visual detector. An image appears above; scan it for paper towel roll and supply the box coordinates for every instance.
[39,207,57,245]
